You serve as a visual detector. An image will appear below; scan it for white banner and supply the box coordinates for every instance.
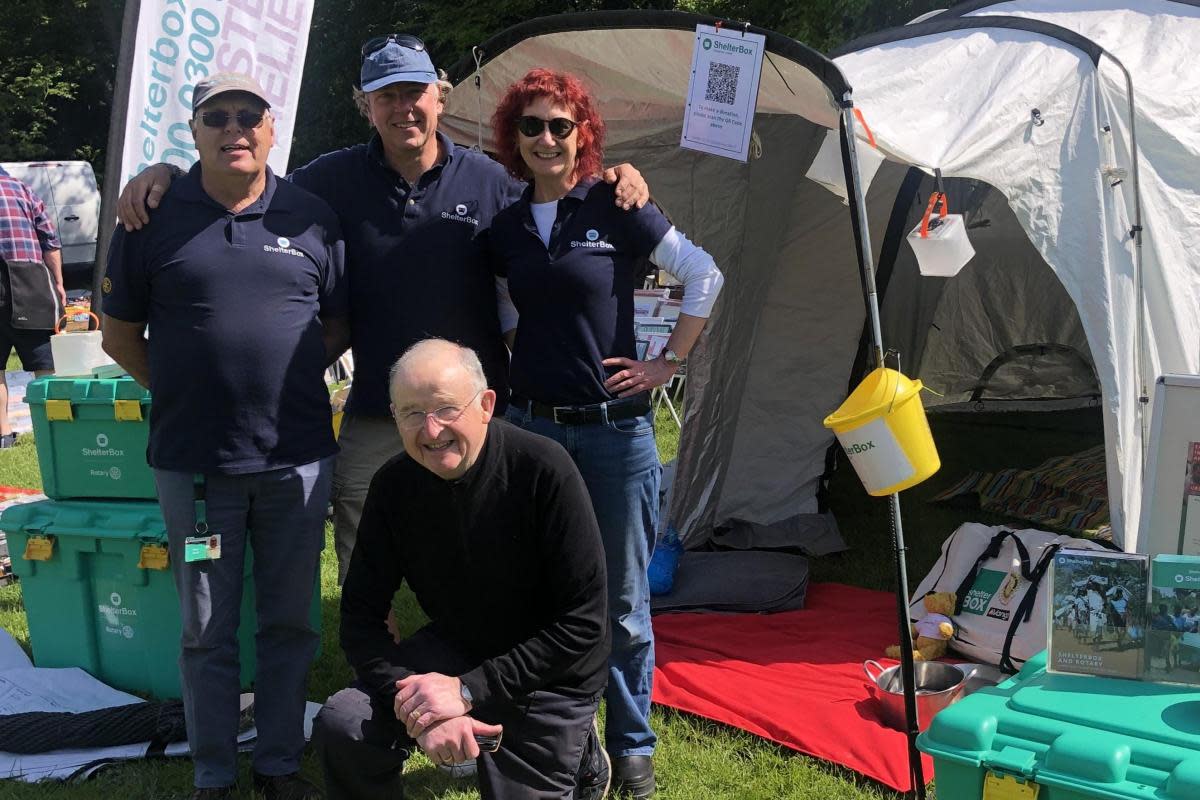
[120,0,314,188]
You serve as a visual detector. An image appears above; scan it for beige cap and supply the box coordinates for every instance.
[192,73,271,112]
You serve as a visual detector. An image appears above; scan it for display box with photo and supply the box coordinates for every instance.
[1048,548,1148,679]
[1145,554,1200,686]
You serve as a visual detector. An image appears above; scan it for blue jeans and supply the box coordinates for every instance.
[155,458,333,788]
[505,404,660,757]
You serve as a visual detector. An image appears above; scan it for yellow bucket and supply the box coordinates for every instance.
[822,367,940,496]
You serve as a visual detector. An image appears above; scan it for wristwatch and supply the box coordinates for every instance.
[459,681,474,710]
[662,348,683,365]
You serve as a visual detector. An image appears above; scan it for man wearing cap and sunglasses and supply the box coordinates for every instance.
[103,73,348,800]
[116,34,651,588]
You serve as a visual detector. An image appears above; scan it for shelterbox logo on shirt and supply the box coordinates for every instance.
[441,203,479,226]
[263,237,306,258]
[572,228,615,249]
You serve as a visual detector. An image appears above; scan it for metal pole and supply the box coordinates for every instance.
[92,0,142,316]
[842,102,926,799]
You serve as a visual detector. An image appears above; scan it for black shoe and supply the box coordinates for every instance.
[611,755,655,798]
[574,717,611,799]
[252,771,323,800]
[190,788,234,800]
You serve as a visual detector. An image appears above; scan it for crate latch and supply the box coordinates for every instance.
[983,746,1039,799]
[23,534,56,561]
[113,399,143,422]
[45,399,74,421]
[983,772,1039,800]
[137,543,170,570]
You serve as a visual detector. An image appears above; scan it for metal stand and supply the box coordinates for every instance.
[841,102,926,799]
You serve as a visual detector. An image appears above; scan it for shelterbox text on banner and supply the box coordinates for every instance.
[120,0,314,188]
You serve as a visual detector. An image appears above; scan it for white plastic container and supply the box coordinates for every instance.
[804,127,885,204]
[51,312,113,377]
[906,193,976,277]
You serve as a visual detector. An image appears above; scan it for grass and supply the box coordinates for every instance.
[0,401,1105,798]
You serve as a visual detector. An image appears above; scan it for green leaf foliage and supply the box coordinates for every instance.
[0,0,122,179]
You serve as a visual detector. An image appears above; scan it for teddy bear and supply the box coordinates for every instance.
[886,591,957,662]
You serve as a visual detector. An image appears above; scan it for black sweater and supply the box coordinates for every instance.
[340,419,610,709]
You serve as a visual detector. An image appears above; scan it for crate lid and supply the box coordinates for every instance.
[25,375,151,404]
[919,651,1200,798]
[0,499,166,541]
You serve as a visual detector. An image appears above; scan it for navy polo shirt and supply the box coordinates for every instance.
[489,179,671,406]
[104,165,347,475]
[288,131,522,416]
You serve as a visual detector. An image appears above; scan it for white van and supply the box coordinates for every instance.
[0,161,100,287]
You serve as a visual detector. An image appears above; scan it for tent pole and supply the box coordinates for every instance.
[1105,55,1148,469]
[92,0,141,316]
[841,102,926,799]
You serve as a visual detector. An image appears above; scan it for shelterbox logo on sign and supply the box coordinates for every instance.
[703,37,755,56]
[962,569,1006,615]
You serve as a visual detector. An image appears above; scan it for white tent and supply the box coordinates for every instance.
[833,0,1200,551]
[441,4,1200,555]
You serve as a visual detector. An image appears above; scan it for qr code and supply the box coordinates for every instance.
[705,61,739,105]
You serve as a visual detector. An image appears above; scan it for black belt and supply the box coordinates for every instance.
[510,393,651,425]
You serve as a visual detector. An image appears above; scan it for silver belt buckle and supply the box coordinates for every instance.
[552,405,568,424]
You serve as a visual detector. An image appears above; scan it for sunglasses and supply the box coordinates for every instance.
[516,116,579,139]
[198,110,265,130]
[361,33,426,61]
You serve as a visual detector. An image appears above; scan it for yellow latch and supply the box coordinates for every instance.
[138,543,170,570]
[114,400,143,422]
[45,400,74,421]
[983,772,1039,800]
[23,535,56,561]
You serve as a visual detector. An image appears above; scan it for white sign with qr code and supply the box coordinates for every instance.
[681,25,767,162]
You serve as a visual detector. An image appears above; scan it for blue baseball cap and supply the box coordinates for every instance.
[360,37,438,92]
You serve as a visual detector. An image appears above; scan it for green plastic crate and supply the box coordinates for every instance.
[918,650,1200,800]
[25,375,156,500]
[1,498,321,699]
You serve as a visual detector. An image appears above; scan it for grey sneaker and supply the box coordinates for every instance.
[574,717,611,800]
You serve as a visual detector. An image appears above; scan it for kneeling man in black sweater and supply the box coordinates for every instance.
[313,338,612,800]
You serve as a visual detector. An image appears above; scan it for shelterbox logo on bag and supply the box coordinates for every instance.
[962,568,1006,615]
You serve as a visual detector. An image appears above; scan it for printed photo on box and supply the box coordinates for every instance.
[1145,554,1200,686]
[1048,548,1148,679]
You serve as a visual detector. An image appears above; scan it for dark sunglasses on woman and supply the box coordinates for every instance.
[360,33,426,61]
[516,116,579,139]
[199,110,265,129]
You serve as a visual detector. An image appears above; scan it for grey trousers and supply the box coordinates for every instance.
[156,458,333,789]
[331,415,402,584]
[312,627,599,800]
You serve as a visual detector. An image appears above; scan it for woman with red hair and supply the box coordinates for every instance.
[489,68,724,799]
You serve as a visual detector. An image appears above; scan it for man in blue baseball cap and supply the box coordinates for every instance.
[116,34,650,591]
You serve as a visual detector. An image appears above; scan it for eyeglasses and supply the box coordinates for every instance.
[198,110,266,130]
[361,33,426,61]
[394,389,483,431]
[516,116,579,139]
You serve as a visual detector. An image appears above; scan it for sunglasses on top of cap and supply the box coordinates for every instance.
[516,116,580,139]
[361,33,426,61]
[199,110,266,130]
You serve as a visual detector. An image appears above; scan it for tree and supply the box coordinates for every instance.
[0,0,121,179]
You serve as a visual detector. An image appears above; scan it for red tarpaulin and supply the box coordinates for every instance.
[651,582,935,792]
